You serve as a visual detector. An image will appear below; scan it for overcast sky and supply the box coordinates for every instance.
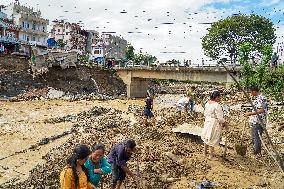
[2,0,284,63]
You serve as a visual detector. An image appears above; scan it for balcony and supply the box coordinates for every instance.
[21,28,48,36]
[20,13,49,24]
[28,40,47,47]
[0,35,20,44]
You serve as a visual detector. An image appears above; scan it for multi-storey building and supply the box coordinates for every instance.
[86,30,99,53]
[101,33,127,60]
[89,33,127,63]
[0,7,21,53]
[3,1,49,46]
[50,20,88,53]
[90,37,104,63]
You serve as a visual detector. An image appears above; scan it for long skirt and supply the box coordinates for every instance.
[201,117,222,147]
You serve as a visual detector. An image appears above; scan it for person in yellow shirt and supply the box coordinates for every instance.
[60,144,96,189]
[186,86,197,113]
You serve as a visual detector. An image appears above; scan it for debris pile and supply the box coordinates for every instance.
[127,104,144,116]
[3,98,282,189]
[1,81,284,189]
[15,88,49,101]
[1,55,126,100]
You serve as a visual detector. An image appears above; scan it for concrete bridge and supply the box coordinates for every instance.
[115,66,240,98]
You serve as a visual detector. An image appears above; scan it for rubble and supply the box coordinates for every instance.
[46,88,65,99]
[0,55,126,100]
[0,78,283,188]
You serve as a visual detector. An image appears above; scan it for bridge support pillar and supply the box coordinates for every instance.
[127,77,149,98]
[225,72,238,88]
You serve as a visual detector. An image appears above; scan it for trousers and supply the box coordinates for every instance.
[251,123,264,154]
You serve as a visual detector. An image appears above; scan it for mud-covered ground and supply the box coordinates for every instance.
[0,92,283,189]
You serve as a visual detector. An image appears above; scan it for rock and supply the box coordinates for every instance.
[160,175,180,183]
[46,88,65,99]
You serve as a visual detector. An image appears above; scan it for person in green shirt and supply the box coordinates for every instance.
[186,86,197,113]
[84,144,112,187]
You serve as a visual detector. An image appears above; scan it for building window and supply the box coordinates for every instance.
[22,21,29,29]
[43,26,45,32]
[27,36,30,41]
[63,29,65,32]
[66,32,69,35]
[58,29,60,32]
[32,23,36,30]
[32,36,36,41]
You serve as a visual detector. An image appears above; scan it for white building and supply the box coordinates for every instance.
[86,30,99,53]
[101,33,127,60]
[3,1,49,46]
[50,20,87,53]
[90,37,104,62]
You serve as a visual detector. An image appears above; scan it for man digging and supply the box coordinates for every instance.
[245,85,268,155]
[108,139,137,189]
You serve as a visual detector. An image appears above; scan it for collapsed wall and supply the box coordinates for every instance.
[0,55,126,99]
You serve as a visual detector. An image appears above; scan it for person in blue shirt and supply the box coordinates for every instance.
[108,139,137,189]
[84,144,112,187]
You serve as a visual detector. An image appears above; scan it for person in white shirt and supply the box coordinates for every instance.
[245,85,268,155]
[176,95,191,115]
[201,91,228,161]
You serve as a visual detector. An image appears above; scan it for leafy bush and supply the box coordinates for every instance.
[238,42,284,101]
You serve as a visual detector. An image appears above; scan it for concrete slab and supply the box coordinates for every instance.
[172,123,203,136]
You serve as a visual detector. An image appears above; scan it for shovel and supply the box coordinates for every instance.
[235,122,248,156]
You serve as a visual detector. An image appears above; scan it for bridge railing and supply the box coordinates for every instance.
[114,63,241,72]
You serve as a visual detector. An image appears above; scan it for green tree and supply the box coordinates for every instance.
[144,54,157,66]
[57,39,66,48]
[133,53,144,65]
[238,42,284,101]
[202,14,276,63]
[260,44,273,64]
[132,52,157,66]
[238,42,254,86]
[126,44,157,66]
[125,44,135,61]
[238,42,253,63]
